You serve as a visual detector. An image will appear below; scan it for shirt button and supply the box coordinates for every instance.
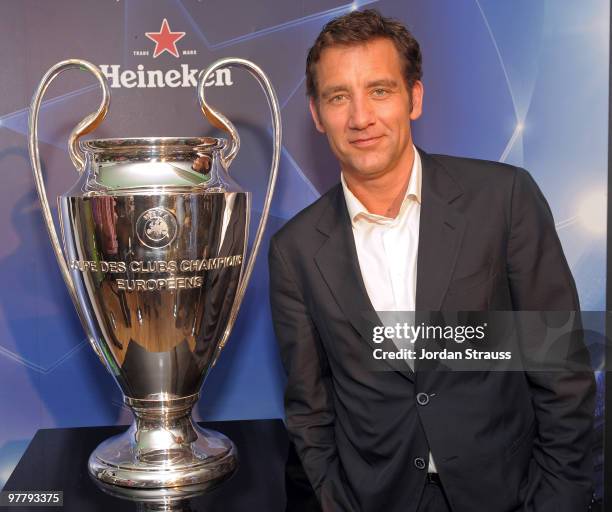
[416,392,430,406]
[414,457,426,470]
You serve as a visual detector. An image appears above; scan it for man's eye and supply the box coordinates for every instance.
[330,94,347,103]
[372,88,388,97]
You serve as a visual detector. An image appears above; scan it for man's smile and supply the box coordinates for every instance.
[349,135,384,147]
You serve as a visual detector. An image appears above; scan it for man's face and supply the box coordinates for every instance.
[309,38,423,181]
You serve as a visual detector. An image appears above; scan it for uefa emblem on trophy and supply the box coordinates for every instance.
[28,58,280,494]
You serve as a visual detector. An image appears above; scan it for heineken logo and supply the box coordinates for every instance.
[98,18,233,89]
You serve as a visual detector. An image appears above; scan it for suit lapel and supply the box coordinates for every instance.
[314,186,415,380]
[415,151,466,312]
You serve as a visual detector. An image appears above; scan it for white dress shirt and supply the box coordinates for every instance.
[341,147,421,313]
[341,146,438,473]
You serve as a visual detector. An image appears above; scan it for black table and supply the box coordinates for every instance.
[2,420,320,511]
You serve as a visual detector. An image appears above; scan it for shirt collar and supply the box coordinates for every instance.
[341,145,422,224]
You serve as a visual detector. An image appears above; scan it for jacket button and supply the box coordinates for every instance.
[416,392,430,406]
[414,457,426,470]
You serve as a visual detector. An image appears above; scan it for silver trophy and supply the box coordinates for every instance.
[28,58,280,496]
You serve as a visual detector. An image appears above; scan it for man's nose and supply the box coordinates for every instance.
[348,96,375,130]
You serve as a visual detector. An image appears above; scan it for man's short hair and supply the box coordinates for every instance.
[305,9,423,99]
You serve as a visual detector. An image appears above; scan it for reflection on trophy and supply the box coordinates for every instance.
[28,58,280,496]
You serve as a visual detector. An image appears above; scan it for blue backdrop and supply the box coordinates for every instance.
[0,0,608,497]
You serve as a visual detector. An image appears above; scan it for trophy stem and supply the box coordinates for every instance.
[88,394,238,494]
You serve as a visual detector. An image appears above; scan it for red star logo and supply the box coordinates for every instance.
[145,19,185,58]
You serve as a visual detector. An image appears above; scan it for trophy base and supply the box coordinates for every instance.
[88,395,237,493]
[92,478,219,505]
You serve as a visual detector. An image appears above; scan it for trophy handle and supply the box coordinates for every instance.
[28,59,111,367]
[198,58,282,361]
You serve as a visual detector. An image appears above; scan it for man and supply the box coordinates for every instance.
[269,9,595,512]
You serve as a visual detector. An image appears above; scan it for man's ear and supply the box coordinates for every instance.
[409,80,424,121]
[309,97,326,133]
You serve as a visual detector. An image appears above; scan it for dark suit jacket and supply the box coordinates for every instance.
[269,150,595,512]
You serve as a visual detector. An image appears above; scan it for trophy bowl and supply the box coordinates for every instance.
[28,59,280,494]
